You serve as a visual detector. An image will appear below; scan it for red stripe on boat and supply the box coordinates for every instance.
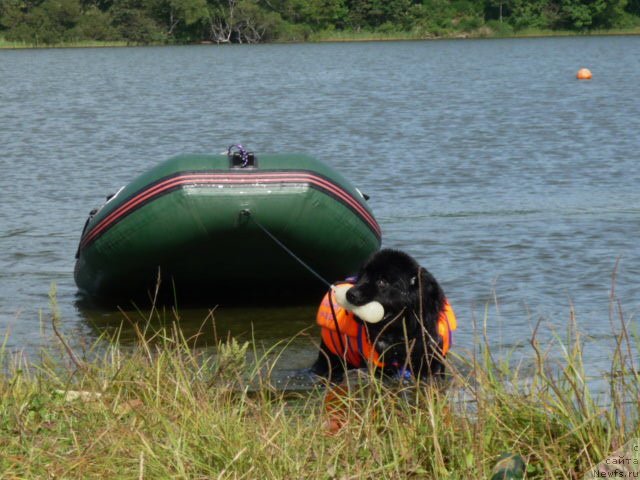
[80,171,381,249]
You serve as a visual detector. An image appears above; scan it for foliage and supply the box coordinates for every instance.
[2,0,640,45]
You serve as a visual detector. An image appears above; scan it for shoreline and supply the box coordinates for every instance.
[2,27,640,50]
[0,299,636,478]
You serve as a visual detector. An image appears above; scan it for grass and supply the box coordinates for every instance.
[0,38,132,49]
[0,286,638,479]
[308,29,431,43]
[498,26,640,38]
[308,26,640,43]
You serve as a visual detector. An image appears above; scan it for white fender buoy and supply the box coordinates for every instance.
[332,284,385,324]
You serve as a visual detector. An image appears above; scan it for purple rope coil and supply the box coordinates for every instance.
[227,144,249,168]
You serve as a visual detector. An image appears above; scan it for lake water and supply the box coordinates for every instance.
[1,37,639,386]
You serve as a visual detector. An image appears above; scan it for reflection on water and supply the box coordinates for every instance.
[77,296,320,384]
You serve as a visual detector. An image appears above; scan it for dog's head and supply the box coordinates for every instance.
[346,249,444,322]
[346,249,447,378]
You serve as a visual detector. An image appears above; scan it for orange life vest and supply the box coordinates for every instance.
[316,283,457,369]
[438,301,457,357]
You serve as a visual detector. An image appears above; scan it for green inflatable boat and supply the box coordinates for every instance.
[74,147,381,302]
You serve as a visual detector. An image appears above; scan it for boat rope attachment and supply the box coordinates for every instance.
[227,144,250,168]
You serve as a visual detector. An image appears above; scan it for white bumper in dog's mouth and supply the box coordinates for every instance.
[331,284,385,324]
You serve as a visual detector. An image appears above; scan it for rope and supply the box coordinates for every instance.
[241,209,332,288]
[327,287,347,356]
[241,209,348,359]
[227,144,250,168]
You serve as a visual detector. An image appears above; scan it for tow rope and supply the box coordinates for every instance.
[240,210,332,289]
[240,209,348,356]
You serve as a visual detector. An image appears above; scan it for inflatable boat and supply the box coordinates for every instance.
[74,148,381,302]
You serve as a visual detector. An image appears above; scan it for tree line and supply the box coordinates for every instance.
[1,0,639,45]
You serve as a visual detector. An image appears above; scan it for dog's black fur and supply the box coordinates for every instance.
[311,249,448,382]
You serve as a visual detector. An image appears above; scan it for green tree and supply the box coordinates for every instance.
[410,0,457,33]
[485,0,509,22]
[1,0,27,33]
[627,0,640,14]
[345,0,415,30]
[206,0,283,43]
[506,0,557,30]
[149,0,209,38]
[74,6,118,39]
[110,0,164,42]
[593,0,628,28]
[6,0,82,43]
[79,0,116,12]
[558,0,607,29]
[268,0,346,29]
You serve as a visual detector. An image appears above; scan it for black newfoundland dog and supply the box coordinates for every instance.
[311,249,455,382]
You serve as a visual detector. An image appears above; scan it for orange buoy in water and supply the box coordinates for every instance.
[576,68,592,80]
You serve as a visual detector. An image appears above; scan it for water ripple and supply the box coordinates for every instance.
[0,39,638,384]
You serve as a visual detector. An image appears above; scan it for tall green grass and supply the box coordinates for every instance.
[0,286,637,478]
[308,29,430,43]
[0,38,132,49]
[308,26,640,43]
